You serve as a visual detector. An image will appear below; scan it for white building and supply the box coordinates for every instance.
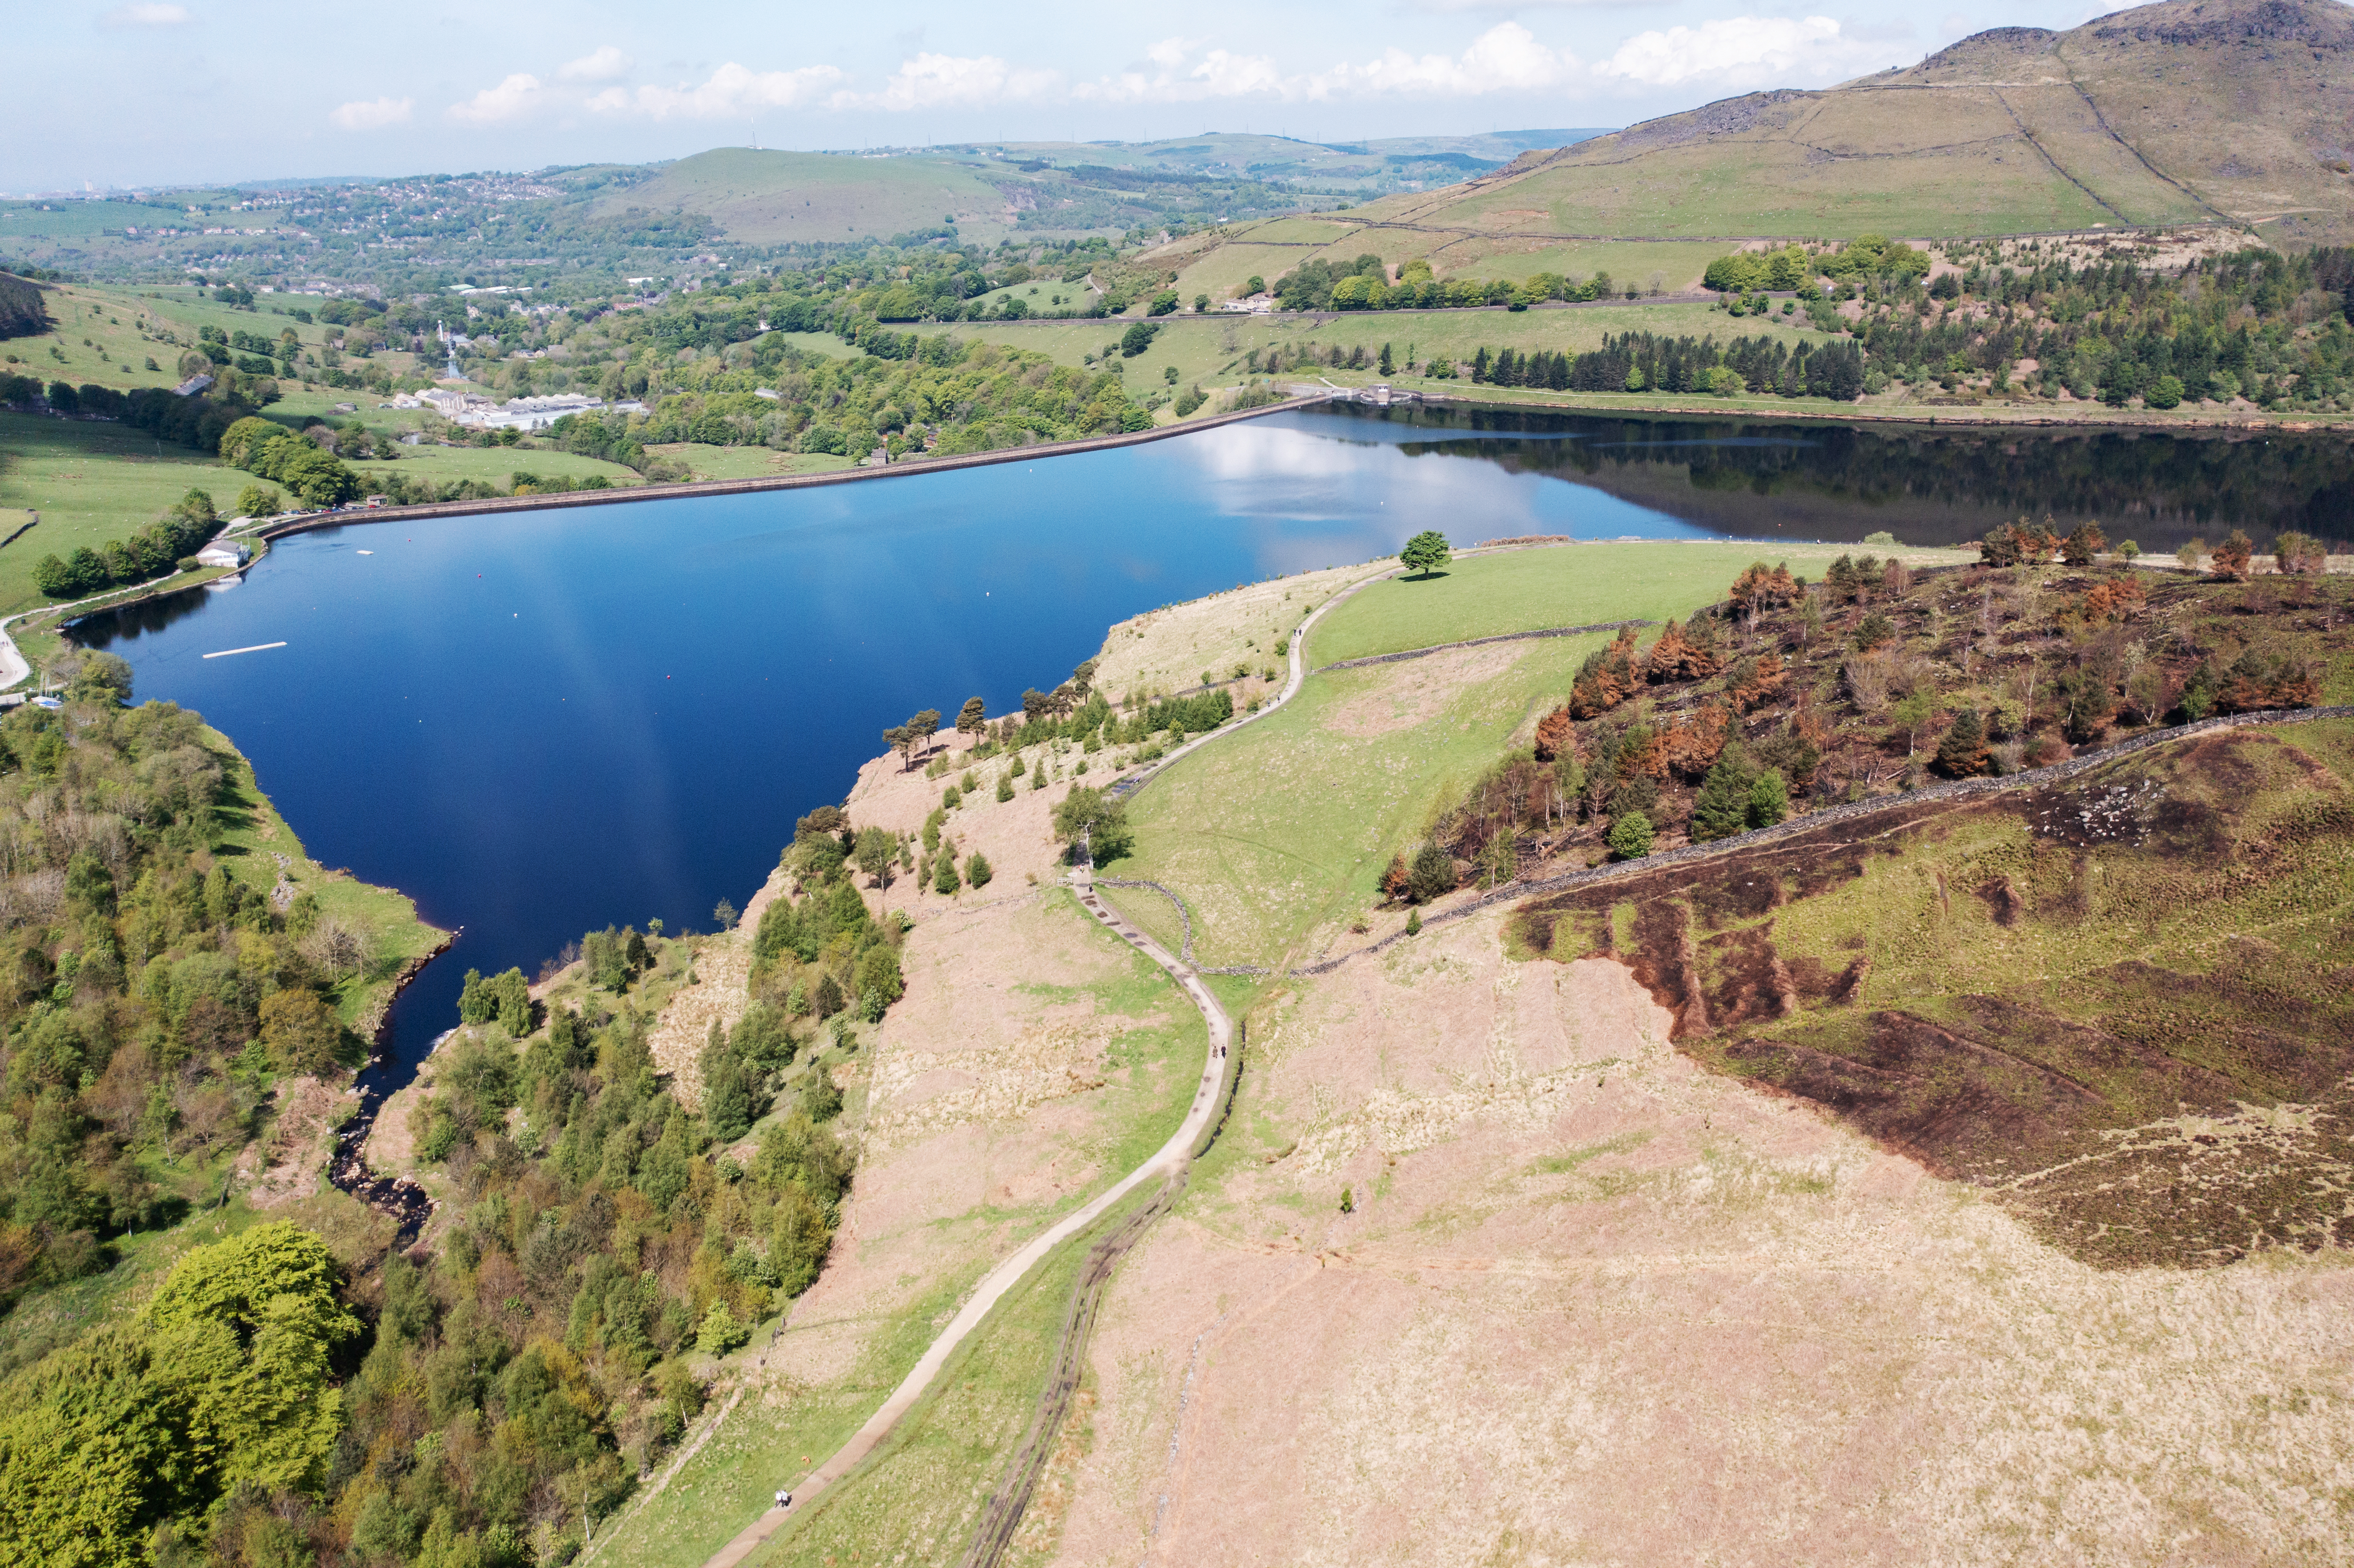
[195,540,251,569]
[413,388,605,432]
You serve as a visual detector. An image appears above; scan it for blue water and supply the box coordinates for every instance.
[68,402,2349,1083]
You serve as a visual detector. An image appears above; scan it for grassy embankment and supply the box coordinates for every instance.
[1101,542,1966,968]
[589,905,1237,1568]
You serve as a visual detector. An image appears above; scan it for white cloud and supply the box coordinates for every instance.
[1080,23,1576,103]
[446,73,544,125]
[331,96,413,131]
[837,52,1063,111]
[1598,15,1890,90]
[558,45,633,83]
[101,3,191,25]
[589,62,846,120]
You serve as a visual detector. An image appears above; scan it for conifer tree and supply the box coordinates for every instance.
[1691,750,1757,842]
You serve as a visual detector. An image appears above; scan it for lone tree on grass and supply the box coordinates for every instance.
[1400,530,1452,578]
[1052,785,1133,863]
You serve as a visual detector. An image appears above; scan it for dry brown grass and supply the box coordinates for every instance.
[1040,908,2354,1568]
[1087,563,1384,704]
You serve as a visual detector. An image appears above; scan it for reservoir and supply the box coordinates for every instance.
[68,403,2354,1084]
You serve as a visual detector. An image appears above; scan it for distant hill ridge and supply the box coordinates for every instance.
[1384,0,2354,246]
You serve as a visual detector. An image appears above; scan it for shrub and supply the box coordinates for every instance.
[2274,531,2327,575]
[2210,529,2253,581]
[964,851,993,888]
[1606,812,1654,860]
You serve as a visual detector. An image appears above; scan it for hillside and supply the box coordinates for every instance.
[1182,0,2354,289]
[583,148,1016,246]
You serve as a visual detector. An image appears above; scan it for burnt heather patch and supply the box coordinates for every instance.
[1514,718,2354,1267]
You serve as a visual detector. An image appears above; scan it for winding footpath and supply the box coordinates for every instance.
[691,563,1394,1568]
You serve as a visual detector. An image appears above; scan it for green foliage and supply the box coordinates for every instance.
[1405,842,1457,904]
[1747,769,1789,828]
[1400,530,1452,578]
[964,851,993,889]
[31,487,221,599]
[0,1224,358,1560]
[1690,749,1758,842]
[695,1303,750,1358]
[1051,786,1133,863]
[1606,812,1655,860]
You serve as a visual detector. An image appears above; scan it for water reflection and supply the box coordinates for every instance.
[1312,403,2354,551]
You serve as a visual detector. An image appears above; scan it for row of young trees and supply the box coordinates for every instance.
[1459,334,1869,401]
[30,487,224,599]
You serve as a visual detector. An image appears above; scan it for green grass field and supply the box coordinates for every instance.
[0,411,245,614]
[343,442,644,493]
[641,443,852,482]
[1104,543,1949,967]
[1309,540,1956,664]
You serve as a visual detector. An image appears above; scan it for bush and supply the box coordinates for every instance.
[2211,529,2253,581]
[964,851,993,888]
[1606,812,1654,860]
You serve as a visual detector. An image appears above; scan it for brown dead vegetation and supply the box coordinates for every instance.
[1512,723,2354,1268]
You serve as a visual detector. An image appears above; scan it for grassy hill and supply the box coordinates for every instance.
[583,148,1014,245]
[1174,0,2352,293]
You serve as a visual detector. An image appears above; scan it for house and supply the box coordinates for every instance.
[172,373,214,396]
[195,540,251,569]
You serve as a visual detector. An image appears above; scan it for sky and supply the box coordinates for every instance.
[17,0,2157,191]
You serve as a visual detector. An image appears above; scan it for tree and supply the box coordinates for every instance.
[1400,530,1451,578]
[1933,708,1989,777]
[1051,786,1133,862]
[1891,689,1937,756]
[2061,520,2107,567]
[956,695,987,736]
[1120,321,1159,356]
[1378,343,1394,376]
[233,483,281,519]
[931,852,961,895]
[1690,750,1758,842]
[713,898,739,931]
[702,1025,752,1142]
[696,1303,750,1357]
[1405,842,1456,904]
[1606,812,1654,860]
[905,708,940,762]
[853,826,896,889]
[259,988,341,1076]
[964,851,993,888]
[1746,770,1788,828]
